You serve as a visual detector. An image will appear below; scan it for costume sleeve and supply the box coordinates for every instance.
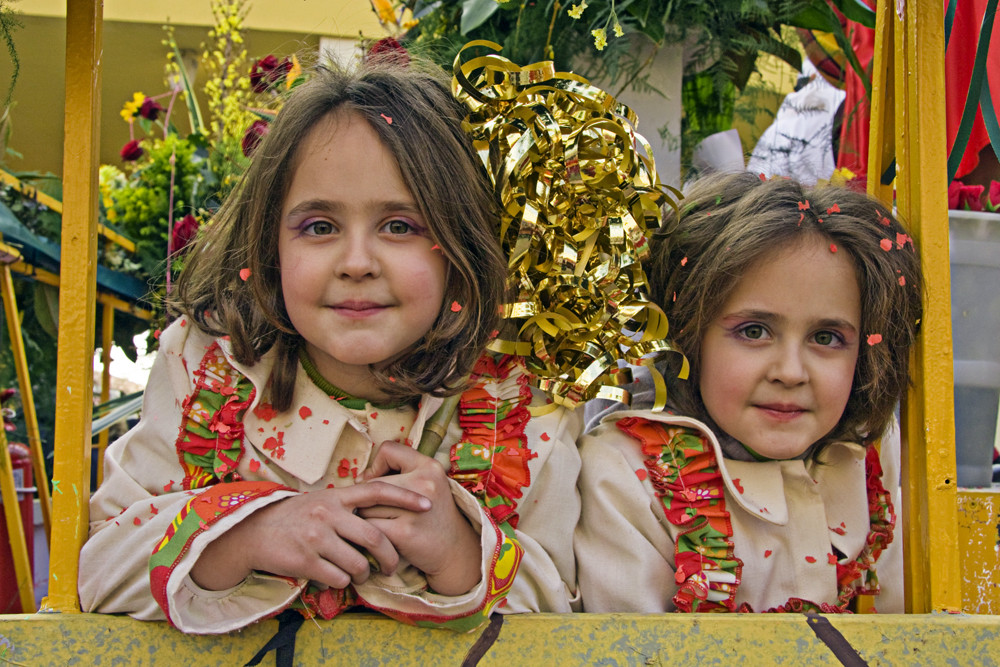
[78,322,305,634]
[873,419,904,613]
[501,392,583,613]
[575,423,679,612]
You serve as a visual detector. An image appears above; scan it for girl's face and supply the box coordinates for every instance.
[698,235,861,459]
[278,111,447,400]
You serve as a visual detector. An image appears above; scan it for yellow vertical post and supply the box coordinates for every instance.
[866,0,894,206]
[0,422,35,611]
[96,304,113,486]
[892,0,962,613]
[0,266,52,541]
[42,0,102,613]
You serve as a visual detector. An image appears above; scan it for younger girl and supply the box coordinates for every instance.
[79,60,582,634]
[576,172,921,613]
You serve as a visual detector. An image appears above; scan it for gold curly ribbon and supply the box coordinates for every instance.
[452,41,688,410]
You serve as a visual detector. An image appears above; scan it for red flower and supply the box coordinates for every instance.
[120,139,143,162]
[948,181,984,211]
[138,97,164,121]
[241,120,269,157]
[250,55,293,93]
[366,37,409,67]
[172,214,200,253]
[986,181,1000,212]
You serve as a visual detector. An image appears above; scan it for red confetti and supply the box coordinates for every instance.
[797,213,804,225]
[322,419,329,425]
[370,412,378,420]
[133,517,141,526]
[758,172,767,180]
[798,200,810,211]
[898,276,906,286]
[826,204,841,214]
[163,480,174,493]
[540,432,551,441]
[153,329,162,340]
[239,268,251,281]
[830,524,847,535]
[149,504,159,515]
[828,553,838,564]
[764,549,772,558]
[253,403,277,421]
[879,238,893,251]
[337,458,352,477]
[179,319,186,327]
[805,556,817,563]
[450,301,463,312]
[867,333,883,346]
[380,113,393,125]
[299,405,312,420]
[430,244,440,251]
[249,459,261,472]
[680,256,688,266]
[636,468,648,481]
[829,243,837,253]
[731,478,744,494]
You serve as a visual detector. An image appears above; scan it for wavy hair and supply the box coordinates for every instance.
[174,59,506,411]
[647,172,923,448]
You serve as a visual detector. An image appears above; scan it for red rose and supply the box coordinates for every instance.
[949,181,985,211]
[172,214,200,253]
[241,120,269,157]
[139,97,164,121]
[366,37,409,67]
[250,55,293,93]
[986,181,1000,212]
[120,139,144,162]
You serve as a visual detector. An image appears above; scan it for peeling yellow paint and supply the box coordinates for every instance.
[958,489,1000,614]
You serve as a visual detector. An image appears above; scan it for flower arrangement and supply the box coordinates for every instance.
[948,180,1000,212]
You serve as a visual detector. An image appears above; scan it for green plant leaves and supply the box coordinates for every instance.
[461,0,502,34]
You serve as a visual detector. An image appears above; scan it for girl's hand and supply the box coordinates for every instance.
[189,482,431,592]
[359,441,483,596]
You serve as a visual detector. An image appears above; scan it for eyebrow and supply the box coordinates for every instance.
[283,198,422,220]
[722,309,859,333]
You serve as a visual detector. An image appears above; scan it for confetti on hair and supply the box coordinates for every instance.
[867,333,883,346]
[430,244,441,251]
[758,173,767,181]
[898,276,906,286]
[826,204,841,214]
[876,209,891,226]
[798,213,804,225]
[380,113,393,125]
[829,243,837,253]
[680,256,688,266]
[879,239,893,252]
[798,200,811,211]
[450,301,463,312]
[239,268,252,281]
[452,41,686,409]
[896,232,912,249]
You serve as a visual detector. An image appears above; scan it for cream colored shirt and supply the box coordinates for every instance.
[576,411,903,613]
[79,319,582,633]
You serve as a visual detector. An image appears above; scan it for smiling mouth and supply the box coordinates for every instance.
[330,301,386,317]
[755,404,807,421]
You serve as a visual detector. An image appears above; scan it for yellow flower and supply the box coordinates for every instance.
[592,28,607,51]
[371,0,397,25]
[613,21,624,37]
[568,1,588,19]
[120,92,145,122]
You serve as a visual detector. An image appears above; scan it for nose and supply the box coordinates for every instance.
[766,342,809,386]
[337,230,381,280]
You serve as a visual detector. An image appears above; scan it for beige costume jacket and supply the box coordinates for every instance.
[79,319,582,634]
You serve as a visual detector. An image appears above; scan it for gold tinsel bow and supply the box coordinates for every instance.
[452,42,688,410]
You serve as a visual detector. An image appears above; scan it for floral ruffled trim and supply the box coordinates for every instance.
[174,341,256,489]
[617,417,742,612]
[449,354,537,538]
[149,480,291,626]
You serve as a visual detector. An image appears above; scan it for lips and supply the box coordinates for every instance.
[329,300,387,318]
[754,403,807,422]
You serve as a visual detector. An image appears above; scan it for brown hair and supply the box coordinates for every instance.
[174,59,506,411]
[647,172,923,448]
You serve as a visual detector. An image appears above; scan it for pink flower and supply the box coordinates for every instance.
[241,120,269,157]
[986,181,1000,212]
[138,97,164,121]
[366,37,409,67]
[250,55,293,93]
[172,214,200,253]
[948,181,984,211]
[120,139,143,161]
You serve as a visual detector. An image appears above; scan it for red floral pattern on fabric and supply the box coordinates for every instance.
[617,417,742,612]
[449,354,536,536]
[174,341,256,488]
